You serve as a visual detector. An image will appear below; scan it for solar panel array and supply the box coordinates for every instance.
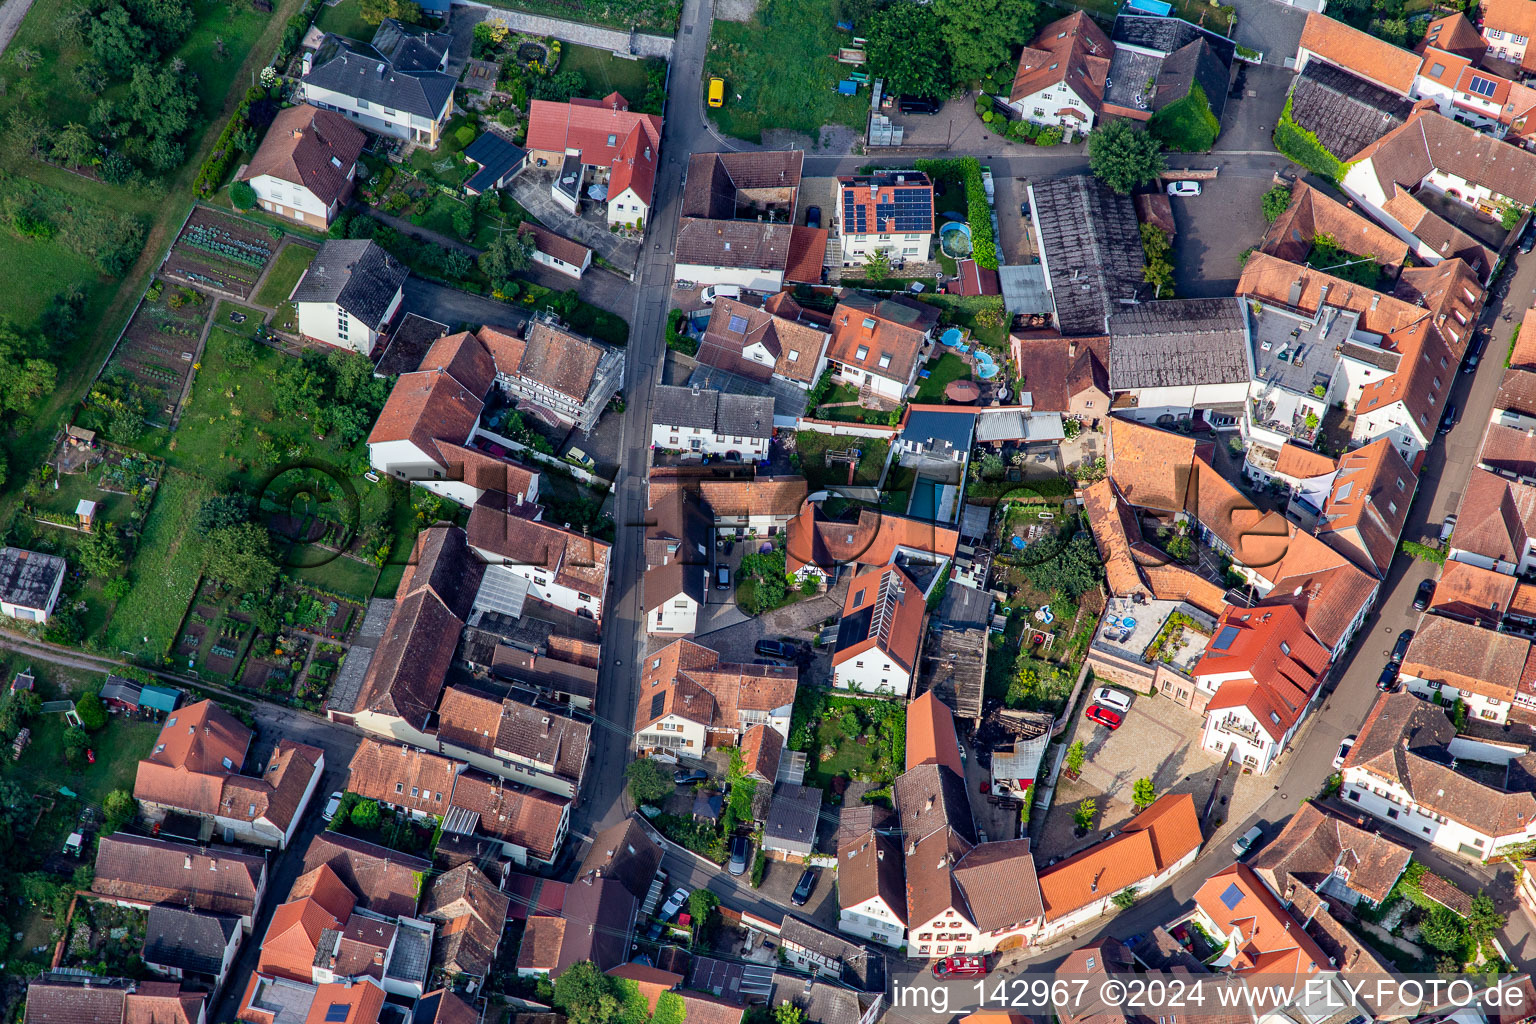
[843,184,931,233]
[1468,75,1498,97]
[843,191,867,233]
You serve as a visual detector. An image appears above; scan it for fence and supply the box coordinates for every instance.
[471,425,609,487]
[792,418,900,439]
[456,0,675,58]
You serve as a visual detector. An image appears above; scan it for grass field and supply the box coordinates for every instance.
[913,353,973,403]
[560,43,654,101]
[105,471,210,660]
[794,432,888,492]
[0,230,111,328]
[213,300,267,339]
[292,555,381,602]
[704,0,867,143]
[314,0,376,42]
[255,243,318,309]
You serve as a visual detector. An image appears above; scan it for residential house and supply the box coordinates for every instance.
[420,863,511,987]
[524,92,662,228]
[1296,12,1421,96]
[740,722,783,784]
[481,316,625,431]
[1106,14,1236,124]
[486,640,601,710]
[646,467,810,539]
[443,769,572,868]
[1399,615,1528,723]
[674,150,826,291]
[766,974,874,1024]
[831,564,927,697]
[1034,794,1202,943]
[294,239,407,356]
[633,638,798,756]
[1287,60,1418,171]
[467,494,611,621]
[236,974,390,1024]
[0,546,64,623]
[578,814,665,903]
[92,834,267,932]
[1005,12,1113,130]
[1426,557,1536,628]
[1193,605,1331,774]
[1341,690,1536,857]
[824,291,940,402]
[835,805,906,948]
[300,21,456,147]
[366,331,542,507]
[330,526,483,734]
[1479,0,1536,71]
[642,485,712,636]
[1028,175,1146,336]
[834,170,934,267]
[1258,180,1411,278]
[1249,800,1412,909]
[518,222,590,279]
[897,405,976,471]
[1448,467,1536,573]
[299,831,430,920]
[763,783,822,859]
[1009,333,1111,422]
[1106,297,1252,430]
[347,738,462,819]
[143,905,242,992]
[24,980,205,1024]
[434,687,592,799]
[1312,438,1418,577]
[240,105,364,228]
[1191,863,1331,975]
[695,295,831,392]
[907,691,964,777]
[605,964,682,1014]
[775,917,885,992]
[462,131,527,196]
[134,699,324,849]
[650,384,775,458]
[785,506,959,585]
[516,873,637,977]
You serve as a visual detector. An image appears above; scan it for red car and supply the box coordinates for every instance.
[1085,705,1123,730]
[932,954,989,978]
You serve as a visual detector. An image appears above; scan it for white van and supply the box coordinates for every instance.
[701,284,742,305]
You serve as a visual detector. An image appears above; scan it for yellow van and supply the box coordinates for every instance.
[708,76,725,107]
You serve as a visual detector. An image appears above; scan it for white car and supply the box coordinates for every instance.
[701,284,742,305]
[1333,735,1356,770]
[321,791,343,822]
[1439,514,1457,543]
[1166,181,1202,197]
[1231,825,1263,858]
[1091,687,1132,714]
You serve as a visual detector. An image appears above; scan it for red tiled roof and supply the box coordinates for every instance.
[1401,614,1529,703]
[242,104,365,206]
[1196,605,1330,740]
[1194,864,1330,977]
[525,93,663,205]
[826,293,936,386]
[1036,794,1201,921]
[1317,437,1415,576]
[906,690,963,775]
[1010,11,1113,114]
[1429,559,1517,627]
[636,638,798,734]
[785,505,958,575]
[785,226,828,284]
[832,563,926,677]
[1300,12,1420,94]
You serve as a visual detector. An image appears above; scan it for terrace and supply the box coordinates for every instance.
[1247,301,1358,447]
[1091,596,1216,677]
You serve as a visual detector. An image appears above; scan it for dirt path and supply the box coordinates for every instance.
[0,0,36,62]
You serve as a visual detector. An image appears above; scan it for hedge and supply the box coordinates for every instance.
[277,0,327,69]
[914,156,997,270]
[1149,83,1221,153]
[1273,95,1347,182]
[194,87,262,198]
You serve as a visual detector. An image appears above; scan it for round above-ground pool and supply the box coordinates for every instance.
[939,222,972,258]
[940,327,963,346]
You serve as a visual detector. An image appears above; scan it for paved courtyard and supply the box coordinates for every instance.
[510,171,642,274]
[1168,172,1275,298]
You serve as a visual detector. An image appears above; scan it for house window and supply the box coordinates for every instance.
[411,787,419,797]
[383,107,396,116]
[788,350,799,362]
[579,594,592,602]
[395,783,404,793]
[878,233,891,241]
[607,134,617,145]
[878,353,892,369]
[1034,108,1046,117]
[1347,789,1360,801]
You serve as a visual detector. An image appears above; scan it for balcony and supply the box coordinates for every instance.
[1213,717,1262,744]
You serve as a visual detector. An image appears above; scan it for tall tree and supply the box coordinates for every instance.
[552,962,619,1024]
[866,2,950,100]
[52,123,96,168]
[478,231,533,287]
[1088,119,1166,195]
[358,0,421,24]
[204,521,278,592]
[934,0,1036,86]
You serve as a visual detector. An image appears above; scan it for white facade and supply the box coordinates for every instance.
[302,86,452,147]
[672,263,785,293]
[1344,157,1517,225]
[650,422,770,458]
[1351,400,1431,464]
[1034,845,1200,944]
[368,437,539,510]
[828,360,910,402]
[838,229,932,266]
[649,588,703,635]
[1114,381,1251,430]
[635,714,708,756]
[471,557,604,622]
[531,247,590,280]
[1339,766,1536,859]
[0,573,62,624]
[297,292,403,356]
[1482,26,1531,66]
[1199,690,1318,774]
[908,910,1040,959]
[1398,676,1513,723]
[1448,539,1536,576]
[1006,80,1099,130]
[831,650,912,698]
[838,899,906,948]
[606,185,649,230]
[247,169,351,228]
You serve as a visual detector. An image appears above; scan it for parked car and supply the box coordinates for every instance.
[708,76,725,108]
[1091,686,1132,714]
[321,791,343,822]
[1166,181,1202,197]
[728,835,750,876]
[716,565,731,590]
[1440,514,1457,543]
[1020,201,1031,218]
[1439,402,1457,434]
[932,955,989,978]
[701,284,742,305]
[1231,825,1263,858]
[1377,663,1399,691]
[565,448,596,471]
[899,95,941,114]
[674,768,708,785]
[1391,629,1414,665]
[1464,350,1481,374]
[1085,705,1123,730]
[756,639,799,659]
[1334,735,1356,770]
[1521,225,1535,254]
[791,868,818,906]
[647,886,691,940]
[805,205,821,230]
[1413,578,1436,611]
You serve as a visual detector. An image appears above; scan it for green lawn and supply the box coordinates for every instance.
[374,562,407,598]
[314,0,376,42]
[104,470,211,661]
[479,0,680,33]
[560,43,654,102]
[914,353,973,403]
[0,228,110,328]
[255,243,318,309]
[290,555,381,603]
[794,432,888,492]
[213,300,267,338]
[704,0,868,143]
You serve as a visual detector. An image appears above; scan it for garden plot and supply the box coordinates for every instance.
[105,282,210,421]
[163,208,277,300]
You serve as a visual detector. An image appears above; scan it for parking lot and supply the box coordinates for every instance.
[1168,172,1275,299]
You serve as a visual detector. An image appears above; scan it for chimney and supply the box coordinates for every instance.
[1318,283,1330,308]
[1371,295,1380,310]
[184,855,193,869]
[292,128,304,140]
[925,795,935,811]
[876,848,884,861]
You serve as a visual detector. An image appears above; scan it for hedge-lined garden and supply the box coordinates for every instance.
[914,156,997,269]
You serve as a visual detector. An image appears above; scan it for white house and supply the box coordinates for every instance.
[1448,468,1536,575]
[830,564,925,698]
[524,93,662,229]
[1192,605,1330,774]
[834,171,935,267]
[643,562,706,636]
[0,546,65,624]
[1341,690,1536,859]
[300,22,456,148]
[519,222,591,279]
[143,904,243,991]
[1397,616,1526,724]
[649,384,775,458]
[1478,0,1536,72]
[240,105,364,229]
[835,817,907,948]
[1004,11,1112,130]
[695,294,831,393]
[294,239,407,356]
[466,497,610,623]
[825,291,940,403]
[633,639,797,757]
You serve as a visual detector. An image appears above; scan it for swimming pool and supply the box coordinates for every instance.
[939,222,973,259]
[908,479,939,520]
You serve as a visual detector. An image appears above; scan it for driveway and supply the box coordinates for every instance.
[1226,0,1312,67]
[510,172,642,274]
[1168,172,1275,298]
[399,276,531,332]
[995,176,1039,265]
[1216,63,1293,153]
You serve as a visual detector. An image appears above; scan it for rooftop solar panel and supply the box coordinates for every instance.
[727,315,749,334]
[1219,882,1244,910]
[326,1005,350,1023]
[1469,75,1497,97]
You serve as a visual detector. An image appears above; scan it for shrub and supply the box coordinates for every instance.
[1273,96,1347,182]
[194,97,255,198]
[1149,83,1221,152]
[230,180,257,210]
[454,124,476,149]
[74,692,107,731]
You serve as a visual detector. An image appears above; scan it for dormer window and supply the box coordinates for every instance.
[608,134,617,146]
[856,345,870,360]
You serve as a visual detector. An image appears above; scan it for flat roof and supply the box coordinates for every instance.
[1252,301,1358,397]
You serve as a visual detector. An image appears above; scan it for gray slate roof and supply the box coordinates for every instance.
[1290,60,1415,163]
[1113,13,1237,62]
[306,32,456,120]
[652,384,774,438]
[0,546,64,611]
[1031,175,1146,336]
[294,239,408,328]
[901,408,976,454]
[143,904,239,976]
[1108,297,1251,390]
[370,19,450,73]
[763,782,822,850]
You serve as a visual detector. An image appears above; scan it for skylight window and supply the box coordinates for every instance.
[1468,75,1499,97]
[856,345,870,360]
[727,315,749,334]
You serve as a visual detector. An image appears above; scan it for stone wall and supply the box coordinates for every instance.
[454,0,674,58]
